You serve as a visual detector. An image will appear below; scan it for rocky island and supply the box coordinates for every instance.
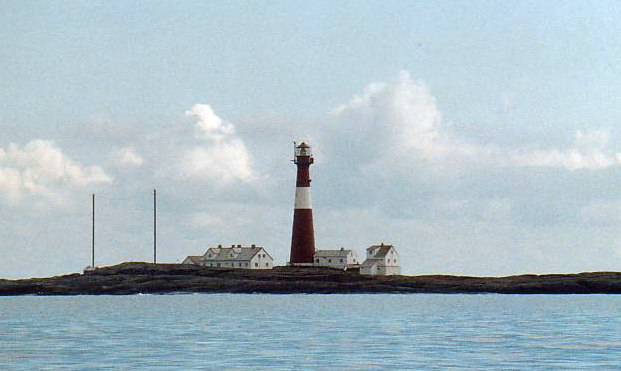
[1,263,621,295]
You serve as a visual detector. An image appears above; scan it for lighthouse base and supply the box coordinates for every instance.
[290,209,316,264]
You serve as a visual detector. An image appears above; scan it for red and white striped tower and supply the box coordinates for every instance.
[289,142,316,264]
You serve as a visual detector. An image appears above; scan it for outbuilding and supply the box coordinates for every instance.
[314,248,359,269]
[181,256,202,265]
[360,243,400,276]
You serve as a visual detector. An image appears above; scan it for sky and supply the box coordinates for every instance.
[2,1,621,278]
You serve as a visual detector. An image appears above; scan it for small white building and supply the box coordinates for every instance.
[314,248,359,269]
[360,243,400,276]
[183,244,274,269]
[181,256,202,265]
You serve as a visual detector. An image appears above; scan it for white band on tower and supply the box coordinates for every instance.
[294,187,312,209]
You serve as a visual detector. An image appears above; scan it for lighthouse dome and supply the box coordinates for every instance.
[295,142,312,157]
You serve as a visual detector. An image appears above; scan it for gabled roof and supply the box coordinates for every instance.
[183,256,202,264]
[314,249,351,258]
[366,244,395,259]
[235,248,264,261]
[201,245,272,262]
[361,260,379,268]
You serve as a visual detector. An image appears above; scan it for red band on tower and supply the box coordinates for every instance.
[290,142,316,264]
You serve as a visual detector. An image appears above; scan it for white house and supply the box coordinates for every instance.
[360,243,400,276]
[314,248,359,269]
[183,244,274,269]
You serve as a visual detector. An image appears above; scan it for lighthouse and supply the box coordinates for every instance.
[289,142,316,264]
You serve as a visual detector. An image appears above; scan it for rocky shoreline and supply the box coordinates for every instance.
[1,262,621,295]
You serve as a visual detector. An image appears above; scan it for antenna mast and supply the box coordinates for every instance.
[153,189,157,264]
[91,193,95,267]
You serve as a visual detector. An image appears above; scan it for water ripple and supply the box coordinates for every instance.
[0,294,620,370]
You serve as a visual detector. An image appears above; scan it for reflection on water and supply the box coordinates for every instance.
[1,294,620,369]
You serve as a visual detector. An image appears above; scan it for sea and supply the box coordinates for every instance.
[0,294,620,370]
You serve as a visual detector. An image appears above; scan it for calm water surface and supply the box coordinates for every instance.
[1,294,620,370]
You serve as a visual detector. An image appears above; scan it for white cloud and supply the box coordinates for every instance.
[333,71,621,172]
[180,139,255,183]
[182,104,256,183]
[0,140,112,204]
[511,130,621,170]
[111,146,144,167]
[186,104,236,141]
[332,71,480,162]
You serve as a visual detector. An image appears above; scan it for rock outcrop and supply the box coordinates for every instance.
[1,262,620,295]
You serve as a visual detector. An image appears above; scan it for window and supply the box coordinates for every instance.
[255,262,258,267]
[339,259,343,263]
[328,259,332,263]
[315,259,319,263]
[245,262,248,267]
[394,260,397,265]
[265,263,269,267]
[217,263,221,267]
[238,262,242,267]
[262,254,266,258]
[387,259,390,263]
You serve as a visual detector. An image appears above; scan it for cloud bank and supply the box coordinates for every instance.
[332,71,621,172]
[330,71,482,169]
[0,140,112,204]
[510,130,621,170]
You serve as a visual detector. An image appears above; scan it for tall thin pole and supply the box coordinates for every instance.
[92,193,95,267]
[153,189,157,264]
